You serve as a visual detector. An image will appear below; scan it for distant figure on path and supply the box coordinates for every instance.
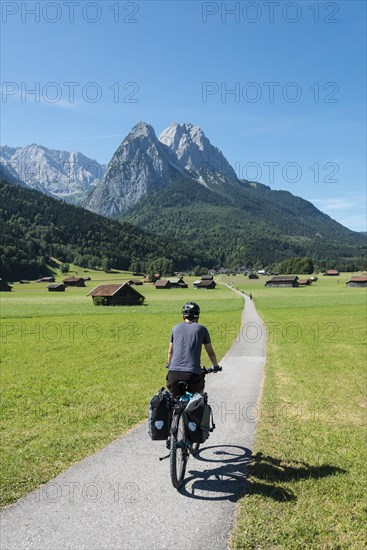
[249,292,253,300]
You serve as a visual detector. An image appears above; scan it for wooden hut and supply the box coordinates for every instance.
[266,276,299,287]
[0,279,12,291]
[128,279,144,286]
[323,270,340,276]
[298,279,311,286]
[155,280,171,289]
[63,277,85,287]
[48,283,66,292]
[36,276,55,283]
[346,276,367,288]
[194,279,217,289]
[167,277,188,288]
[88,283,145,306]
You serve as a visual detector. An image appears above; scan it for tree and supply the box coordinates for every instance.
[61,263,70,273]
[148,269,156,283]
[102,257,111,272]
[301,257,314,274]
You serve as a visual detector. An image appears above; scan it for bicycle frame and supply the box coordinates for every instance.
[164,366,222,489]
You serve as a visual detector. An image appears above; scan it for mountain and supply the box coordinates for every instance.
[0,144,105,205]
[85,121,248,217]
[4,123,364,269]
[0,180,207,280]
[85,122,193,217]
[0,161,31,189]
[159,122,241,187]
[85,120,364,267]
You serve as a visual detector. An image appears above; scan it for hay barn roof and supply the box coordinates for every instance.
[268,276,298,282]
[87,283,144,298]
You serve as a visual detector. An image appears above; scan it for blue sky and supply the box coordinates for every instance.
[1,0,366,231]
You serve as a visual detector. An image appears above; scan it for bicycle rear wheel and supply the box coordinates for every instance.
[170,411,188,489]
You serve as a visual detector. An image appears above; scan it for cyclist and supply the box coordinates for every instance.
[166,302,220,397]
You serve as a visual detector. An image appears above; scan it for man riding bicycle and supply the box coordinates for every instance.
[166,302,220,397]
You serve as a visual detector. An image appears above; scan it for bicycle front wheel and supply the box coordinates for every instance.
[170,412,188,489]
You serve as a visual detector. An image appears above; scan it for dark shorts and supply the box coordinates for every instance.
[166,371,205,397]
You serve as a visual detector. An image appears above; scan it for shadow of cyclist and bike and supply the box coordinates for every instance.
[178,446,346,502]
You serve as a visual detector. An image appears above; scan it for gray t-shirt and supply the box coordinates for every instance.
[169,322,211,374]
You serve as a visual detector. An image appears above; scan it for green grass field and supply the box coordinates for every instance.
[0,272,243,507]
[1,269,366,547]
[226,273,366,548]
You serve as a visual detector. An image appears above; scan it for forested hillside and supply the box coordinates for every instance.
[0,181,209,280]
[122,178,366,270]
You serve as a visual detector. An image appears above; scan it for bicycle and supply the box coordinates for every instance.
[162,365,222,489]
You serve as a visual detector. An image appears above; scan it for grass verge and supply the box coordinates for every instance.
[228,274,366,548]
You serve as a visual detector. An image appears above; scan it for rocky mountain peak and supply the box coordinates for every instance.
[85,122,192,217]
[159,122,239,186]
[0,144,105,204]
[129,121,156,140]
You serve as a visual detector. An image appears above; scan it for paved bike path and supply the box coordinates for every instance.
[1,290,266,550]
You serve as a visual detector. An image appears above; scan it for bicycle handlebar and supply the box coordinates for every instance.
[165,364,223,373]
[202,365,223,374]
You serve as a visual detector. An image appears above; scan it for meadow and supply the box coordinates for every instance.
[1,268,366,548]
[227,273,366,548]
[0,269,243,507]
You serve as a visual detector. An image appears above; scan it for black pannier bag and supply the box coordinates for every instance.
[148,388,173,440]
[184,392,214,444]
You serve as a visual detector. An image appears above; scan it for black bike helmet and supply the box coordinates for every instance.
[182,302,200,318]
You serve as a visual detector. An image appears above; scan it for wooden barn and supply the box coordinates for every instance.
[346,276,367,288]
[194,279,217,289]
[298,279,312,286]
[0,279,12,292]
[323,270,340,276]
[36,276,55,283]
[63,277,85,287]
[266,276,299,287]
[167,277,188,288]
[155,280,171,289]
[48,283,66,292]
[88,283,145,306]
[128,279,144,286]
[201,274,213,280]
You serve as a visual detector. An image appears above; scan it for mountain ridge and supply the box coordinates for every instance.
[3,122,365,269]
[0,144,106,205]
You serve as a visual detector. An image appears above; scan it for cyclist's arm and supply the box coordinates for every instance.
[167,343,173,364]
[204,342,219,367]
